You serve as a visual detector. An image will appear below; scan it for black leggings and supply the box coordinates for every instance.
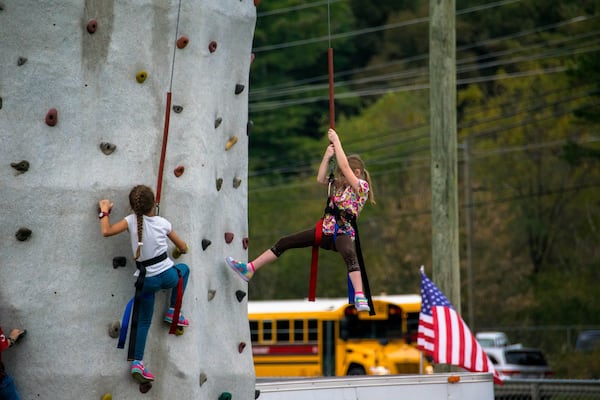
[270,228,360,273]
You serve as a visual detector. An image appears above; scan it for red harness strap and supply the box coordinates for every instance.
[308,218,324,301]
[168,268,184,334]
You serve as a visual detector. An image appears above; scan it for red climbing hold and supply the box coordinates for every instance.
[177,35,189,49]
[224,232,234,244]
[174,166,185,177]
[208,41,218,53]
[86,20,98,34]
[243,237,249,250]
[238,342,246,353]
[45,108,58,126]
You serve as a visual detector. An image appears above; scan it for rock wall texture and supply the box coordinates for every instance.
[0,1,256,398]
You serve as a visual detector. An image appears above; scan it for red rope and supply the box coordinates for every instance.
[308,218,324,301]
[155,91,172,213]
[328,48,335,129]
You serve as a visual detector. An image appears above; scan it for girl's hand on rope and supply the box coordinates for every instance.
[328,128,340,146]
[324,143,335,160]
[98,199,113,213]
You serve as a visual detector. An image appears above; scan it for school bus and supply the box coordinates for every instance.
[248,294,433,377]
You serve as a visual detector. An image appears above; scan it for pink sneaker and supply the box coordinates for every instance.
[163,307,189,327]
[131,360,155,383]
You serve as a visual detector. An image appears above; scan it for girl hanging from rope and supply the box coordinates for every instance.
[226,128,376,312]
[98,184,190,383]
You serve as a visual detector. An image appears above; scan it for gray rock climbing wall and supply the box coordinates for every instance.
[0,1,256,398]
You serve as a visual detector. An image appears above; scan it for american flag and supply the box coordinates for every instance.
[417,266,503,384]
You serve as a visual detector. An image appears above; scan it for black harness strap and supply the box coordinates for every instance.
[127,251,168,360]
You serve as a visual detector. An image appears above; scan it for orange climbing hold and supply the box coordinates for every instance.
[225,136,238,151]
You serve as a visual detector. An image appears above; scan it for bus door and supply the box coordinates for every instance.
[321,320,336,376]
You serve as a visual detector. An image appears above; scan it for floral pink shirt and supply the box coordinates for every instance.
[322,179,369,239]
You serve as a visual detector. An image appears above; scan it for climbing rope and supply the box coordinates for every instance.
[155,0,183,215]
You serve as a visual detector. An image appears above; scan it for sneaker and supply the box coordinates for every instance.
[163,307,189,327]
[225,257,253,282]
[131,360,155,383]
[354,295,370,312]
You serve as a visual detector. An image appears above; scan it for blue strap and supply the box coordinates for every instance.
[117,297,134,349]
[347,276,355,304]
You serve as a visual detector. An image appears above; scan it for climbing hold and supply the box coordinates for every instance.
[17,57,27,66]
[11,160,29,173]
[247,120,253,136]
[216,178,223,191]
[219,392,232,400]
[255,389,261,399]
[99,142,117,155]
[0,96,3,109]
[242,237,249,250]
[235,290,246,302]
[0,2,4,11]
[86,19,98,34]
[250,53,255,65]
[108,321,120,338]
[45,108,58,126]
[175,326,184,336]
[101,394,112,400]
[173,105,183,113]
[15,227,32,241]
[233,177,242,189]
[224,232,234,244]
[174,165,185,177]
[176,35,189,49]
[136,70,148,83]
[254,0,261,7]
[208,41,218,53]
[139,382,152,393]
[199,372,208,386]
[225,136,238,151]
[112,256,127,269]
[235,84,245,95]
[207,289,216,301]
[238,342,247,353]
[214,117,222,129]
[201,239,211,251]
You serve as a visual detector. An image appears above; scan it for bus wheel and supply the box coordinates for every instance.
[347,365,366,375]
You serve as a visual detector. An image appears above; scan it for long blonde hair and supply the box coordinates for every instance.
[340,154,376,205]
[128,185,155,259]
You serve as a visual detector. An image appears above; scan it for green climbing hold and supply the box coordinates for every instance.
[136,70,148,83]
[219,392,232,400]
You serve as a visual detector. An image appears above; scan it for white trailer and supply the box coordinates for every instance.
[256,372,494,400]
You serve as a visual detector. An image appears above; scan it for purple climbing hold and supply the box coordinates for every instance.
[45,108,58,126]
[87,19,98,34]
[208,41,217,53]
[224,232,234,244]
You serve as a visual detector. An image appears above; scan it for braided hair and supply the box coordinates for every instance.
[128,185,156,259]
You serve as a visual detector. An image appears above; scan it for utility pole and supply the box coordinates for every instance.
[430,0,460,312]
[463,138,475,331]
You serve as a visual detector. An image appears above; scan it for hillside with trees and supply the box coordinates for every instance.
[245,0,600,377]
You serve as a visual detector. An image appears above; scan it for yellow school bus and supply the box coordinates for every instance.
[248,294,433,377]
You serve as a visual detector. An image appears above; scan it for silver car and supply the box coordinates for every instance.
[485,346,553,380]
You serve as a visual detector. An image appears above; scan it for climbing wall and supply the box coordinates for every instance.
[0,1,256,398]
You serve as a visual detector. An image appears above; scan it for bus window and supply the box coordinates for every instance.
[308,319,318,341]
[263,320,273,342]
[250,320,258,342]
[277,320,290,342]
[294,320,304,342]
[406,312,419,344]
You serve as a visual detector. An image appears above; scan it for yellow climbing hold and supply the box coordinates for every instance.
[136,70,148,83]
[101,394,112,400]
[225,136,238,151]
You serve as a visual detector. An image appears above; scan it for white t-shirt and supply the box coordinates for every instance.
[125,214,174,277]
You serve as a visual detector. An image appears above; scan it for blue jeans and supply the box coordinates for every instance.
[0,374,20,400]
[133,263,190,360]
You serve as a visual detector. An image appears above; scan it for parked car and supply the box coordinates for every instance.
[575,330,600,352]
[485,346,553,380]
[476,331,510,348]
